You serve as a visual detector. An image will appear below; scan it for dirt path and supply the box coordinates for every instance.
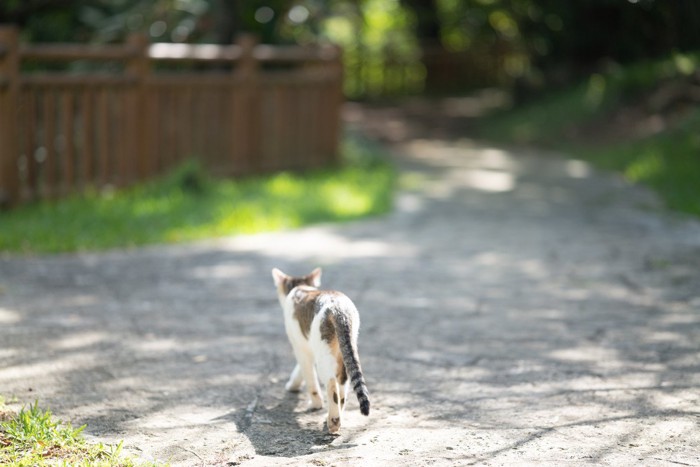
[2,101,700,466]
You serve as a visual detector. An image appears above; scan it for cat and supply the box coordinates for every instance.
[271,267,370,433]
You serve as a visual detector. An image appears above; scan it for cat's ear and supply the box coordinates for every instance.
[271,268,287,287]
[309,267,322,288]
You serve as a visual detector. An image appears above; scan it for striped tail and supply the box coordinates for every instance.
[334,312,370,416]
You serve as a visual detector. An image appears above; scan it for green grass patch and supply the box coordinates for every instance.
[0,400,163,467]
[479,52,700,146]
[575,110,700,216]
[0,136,395,254]
[477,52,700,218]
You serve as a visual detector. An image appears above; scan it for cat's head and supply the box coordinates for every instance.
[271,267,322,297]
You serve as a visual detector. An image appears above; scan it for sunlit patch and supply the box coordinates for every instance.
[56,294,99,307]
[0,358,85,381]
[549,345,620,365]
[479,147,516,170]
[149,43,227,60]
[645,331,684,343]
[190,264,251,280]
[396,193,424,213]
[462,169,515,192]
[625,151,664,182]
[52,331,108,350]
[221,228,415,260]
[0,307,21,324]
[130,338,180,353]
[473,252,507,266]
[565,159,592,178]
[323,184,372,216]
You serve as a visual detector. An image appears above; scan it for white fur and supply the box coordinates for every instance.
[273,268,355,433]
[280,288,323,409]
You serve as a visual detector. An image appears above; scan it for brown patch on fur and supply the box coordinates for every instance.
[320,310,336,344]
[321,311,349,385]
[292,288,321,338]
[337,361,348,385]
[332,392,338,404]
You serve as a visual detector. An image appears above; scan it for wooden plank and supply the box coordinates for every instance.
[0,26,21,206]
[181,85,193,162]
[126,34,151,180]
[146,87,159,177]
[295,85,308,168]
[61,90,75,194]
[23,74,135,85]
[81,88,94,189]
[22,89,38,200]
[43,88,57,198]
[20,44,136,62]
[115,88,128,186]
[97,86,110,185]
[162,86,175,171]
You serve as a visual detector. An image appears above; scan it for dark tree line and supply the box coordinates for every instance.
[2,0,699,90]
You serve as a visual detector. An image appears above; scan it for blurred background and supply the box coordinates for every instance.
[1,0,699,252]
[3,0,700,98]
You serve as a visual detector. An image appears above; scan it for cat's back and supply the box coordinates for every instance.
[287,287,357,337]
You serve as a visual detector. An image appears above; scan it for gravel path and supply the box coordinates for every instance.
[2,101,699,466]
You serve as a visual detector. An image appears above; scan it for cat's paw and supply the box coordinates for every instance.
[327,416,341,434]
[308,394,323,410]
[285,381,302,392]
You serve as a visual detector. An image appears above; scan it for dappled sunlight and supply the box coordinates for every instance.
[0,306,21,324]
[549,345,623,366]
[0,356,89,383]
[53,294,100,307]
[218,227,416,261]
[476,147,517,171]
[565,159,592,178]
[51,331,110,351]
[189,263,253,280]
[1,128,699,466]
[455,168,516,193]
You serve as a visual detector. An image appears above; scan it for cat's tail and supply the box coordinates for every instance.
[334,312,370,416]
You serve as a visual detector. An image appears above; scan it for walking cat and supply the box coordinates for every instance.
[272,267,370,433]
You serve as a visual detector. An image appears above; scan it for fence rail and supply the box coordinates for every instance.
[0,26,343,207]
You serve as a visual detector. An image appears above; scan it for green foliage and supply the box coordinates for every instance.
[0,138,395,254]
[577,111,700,217]
[4,0,700,98]
[2,402,85,449]
[0,401,163,467]
[479,52,700,145]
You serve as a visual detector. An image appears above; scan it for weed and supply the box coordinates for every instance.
[0,400,165,466]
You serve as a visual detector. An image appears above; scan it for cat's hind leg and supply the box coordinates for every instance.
[315,347,343,433]
[285,363,303,392]
[326,377,341,434]
[296,349,323,410]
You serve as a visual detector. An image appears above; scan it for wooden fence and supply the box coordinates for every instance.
[0,26,343,207]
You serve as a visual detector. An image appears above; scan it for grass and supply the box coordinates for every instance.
[477,52,700,217]
[0,136,395,254]
[575,110,700,216]
[0,400,164,467]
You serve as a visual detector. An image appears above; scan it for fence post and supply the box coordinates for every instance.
[233,34,259,174]
[126,33,151,182]
[0,26,20,207]
[328,44,344,166]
